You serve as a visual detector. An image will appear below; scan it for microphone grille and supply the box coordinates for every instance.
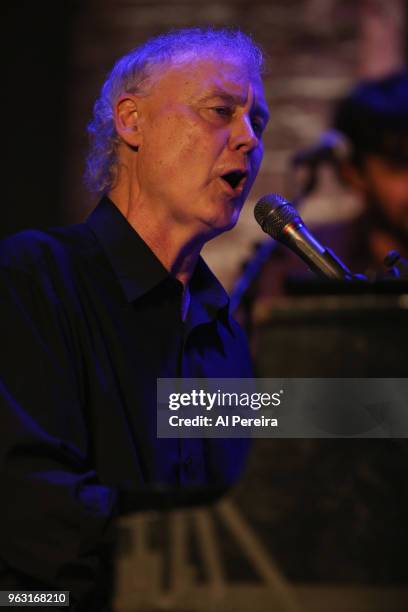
[254,194,300,239]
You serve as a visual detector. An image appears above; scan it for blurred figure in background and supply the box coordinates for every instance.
[249,70,408,303]
[239,72,408,588]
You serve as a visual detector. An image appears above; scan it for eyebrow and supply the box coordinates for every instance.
[199,89,270,123]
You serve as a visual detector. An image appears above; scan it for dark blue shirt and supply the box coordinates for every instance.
[0,197,251,608]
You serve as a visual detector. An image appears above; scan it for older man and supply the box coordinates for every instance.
[0,28,269,610]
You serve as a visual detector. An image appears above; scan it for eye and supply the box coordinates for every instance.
[251,117,265,136]
[212,106,234,117]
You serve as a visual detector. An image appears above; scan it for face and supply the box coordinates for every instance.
[131,55,269,239]
[361,155,408,243]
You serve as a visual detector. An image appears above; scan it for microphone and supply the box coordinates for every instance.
[254,194,353,280]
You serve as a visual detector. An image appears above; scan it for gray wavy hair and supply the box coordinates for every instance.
[84,27,265,195]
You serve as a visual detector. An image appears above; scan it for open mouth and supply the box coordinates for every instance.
[220,170,247,190]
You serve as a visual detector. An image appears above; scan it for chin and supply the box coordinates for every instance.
[202,199,243,233]
[204,213,241,238]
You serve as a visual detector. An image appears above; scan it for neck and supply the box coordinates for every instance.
[107,188,204,287]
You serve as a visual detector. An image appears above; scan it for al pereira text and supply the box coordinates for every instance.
[168,415,279,427]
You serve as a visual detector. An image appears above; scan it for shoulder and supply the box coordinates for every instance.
[0,223,102,310]
[0,224,95,276]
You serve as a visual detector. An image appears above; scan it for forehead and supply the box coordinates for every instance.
[149,55,267,110]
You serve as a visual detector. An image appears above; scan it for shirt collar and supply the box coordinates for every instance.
[86,196,169,301]
[86,196,231,329]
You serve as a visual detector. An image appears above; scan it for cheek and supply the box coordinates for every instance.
[372,175,408,215]
[367,163,408,199]
[176,120,226,168]
[248,146,264,184]
[149,118,213,174]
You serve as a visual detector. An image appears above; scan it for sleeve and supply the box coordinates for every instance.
[0,265,118,610]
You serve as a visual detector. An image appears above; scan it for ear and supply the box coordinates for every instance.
[113,95,142,148]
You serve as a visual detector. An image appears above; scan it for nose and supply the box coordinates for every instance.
[229,113,259,154]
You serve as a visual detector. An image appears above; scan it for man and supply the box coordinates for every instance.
[251,70,408,302]
[332,70,408,273]
[0,28,269,610]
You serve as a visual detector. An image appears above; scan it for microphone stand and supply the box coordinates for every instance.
[382,250,408,279]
